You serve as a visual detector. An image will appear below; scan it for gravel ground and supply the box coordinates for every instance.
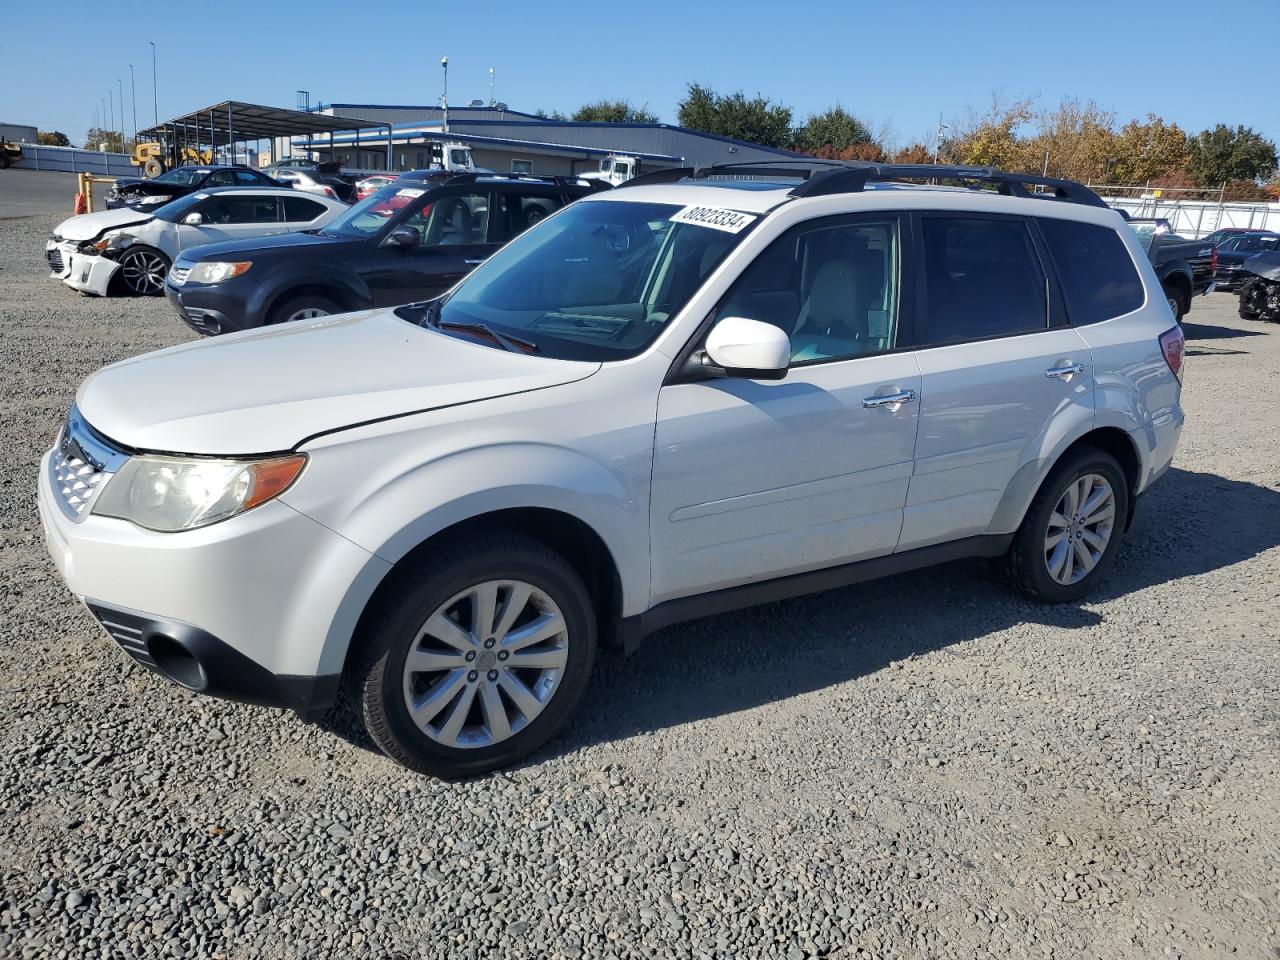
[1,169,1278,960]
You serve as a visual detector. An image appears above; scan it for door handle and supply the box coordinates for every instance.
[1045,362,1085,380]
[862,389,916,409]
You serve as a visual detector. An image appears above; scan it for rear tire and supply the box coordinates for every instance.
[350,530,597,779]
[1004,448,1130,603]
[143,157,165,178]
[268,294,340,325]
[1163,283,1187,324]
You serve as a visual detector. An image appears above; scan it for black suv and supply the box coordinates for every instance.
[107,165,278,210]
[164,174,608,335]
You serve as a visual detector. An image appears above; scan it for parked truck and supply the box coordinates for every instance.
[1127,218,1214,323]
[581,154,640,185]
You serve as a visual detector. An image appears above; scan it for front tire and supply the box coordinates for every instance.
[350,531,597,778]
[1004,448,1129,602]
[117,246,170,296]
[268,294,340,325]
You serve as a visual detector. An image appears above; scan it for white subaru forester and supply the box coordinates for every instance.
[38,163,1185,778]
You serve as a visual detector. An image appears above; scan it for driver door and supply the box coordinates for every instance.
[359,188,495,307]
[649,214,921,604]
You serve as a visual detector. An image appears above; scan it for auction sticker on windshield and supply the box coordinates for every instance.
[670,205,757,234]
[397,188,426,199]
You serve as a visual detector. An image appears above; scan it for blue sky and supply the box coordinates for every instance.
[4,0,1275,149]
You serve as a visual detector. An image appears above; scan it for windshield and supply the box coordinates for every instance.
[153,167,209,186]
[152,192,212,222]
[321,184,426,237]
[403,199,755,361]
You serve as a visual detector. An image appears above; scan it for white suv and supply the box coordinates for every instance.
[38,163,1185,778]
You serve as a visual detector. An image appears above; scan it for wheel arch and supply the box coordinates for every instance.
[990,425,1144,537]
[261,276,370,325]
[334,506,625,684]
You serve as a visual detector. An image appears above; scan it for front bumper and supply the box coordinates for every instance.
[62,251,120,296]
[38,445,385,713]
[164,279,250,335]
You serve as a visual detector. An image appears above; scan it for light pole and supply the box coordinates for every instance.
[934,113,950,165]
[440,56,449,133]
[130,65,137,146]
[108,90,115,150]
[489,67,495,107]
[149,41,159,129]
[117,78,125,147]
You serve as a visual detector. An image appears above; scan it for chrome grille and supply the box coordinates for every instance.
[169,266,190,285]
[47,246,65,271]
[48,406,129,522]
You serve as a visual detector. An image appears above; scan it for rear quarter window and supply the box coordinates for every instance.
[1039,219,1145,324]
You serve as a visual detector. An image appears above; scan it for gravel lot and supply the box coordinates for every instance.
[1,168,1277,960]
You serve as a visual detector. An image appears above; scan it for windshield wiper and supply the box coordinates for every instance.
[437,319,540,354]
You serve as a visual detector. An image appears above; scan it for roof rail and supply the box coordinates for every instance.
[790,162,1109,207]
[616,159,1108,208]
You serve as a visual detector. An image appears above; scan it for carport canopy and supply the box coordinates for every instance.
[135,101,392,165]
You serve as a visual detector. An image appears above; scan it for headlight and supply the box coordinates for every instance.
[186,261,253,284]
[137,195,173,204]
[89,233,136,255]
[92,454,306,532]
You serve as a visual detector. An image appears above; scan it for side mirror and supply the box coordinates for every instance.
[704,316,790,380]
[385,225,420,248]
[183,212,203,226]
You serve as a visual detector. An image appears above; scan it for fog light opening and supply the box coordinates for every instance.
[147,635,208,691]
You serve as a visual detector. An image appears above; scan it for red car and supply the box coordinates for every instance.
[355,174,399,201]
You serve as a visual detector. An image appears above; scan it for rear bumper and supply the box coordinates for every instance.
[1133,406,1184,494]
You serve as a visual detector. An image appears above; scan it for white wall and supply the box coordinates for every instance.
[1106,196,1280,238]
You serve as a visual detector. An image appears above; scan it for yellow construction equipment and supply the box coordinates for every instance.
[130,141,213,178]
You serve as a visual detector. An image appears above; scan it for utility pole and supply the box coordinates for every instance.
[149,42,159,129]
[489,67,495,107]
[934,112,949,165]
[100,98,107,148]
[440,57,449,133]
[130,65,137,145]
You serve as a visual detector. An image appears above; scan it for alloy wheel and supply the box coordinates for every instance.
[120,250,168,295]
[402,580,569,749]
[285,307,330,322]
[1044,473,1116,585]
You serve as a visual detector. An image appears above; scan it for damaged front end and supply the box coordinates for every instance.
[1238,252,1280,322]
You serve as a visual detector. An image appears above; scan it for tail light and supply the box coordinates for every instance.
[1159,326,1185,382]
[320,186,337,199]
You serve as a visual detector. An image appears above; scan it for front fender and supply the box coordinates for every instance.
[254,267,372,324]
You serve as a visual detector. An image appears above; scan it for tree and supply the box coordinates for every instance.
[792,106,875,156]
[533,108,567,121]
[676,83,793,149]
[948,96,1037,171]
[1106,115,1189,185]
[892,143,932,164]
[84,127,124,153]
[571,100,658,124]
[1186,124,1277,187]
[1025,98,1116,182]
[38,130,71,147]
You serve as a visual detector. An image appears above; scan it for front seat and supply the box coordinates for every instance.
[793,259,867,341]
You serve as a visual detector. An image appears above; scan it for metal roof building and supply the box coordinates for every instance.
[293,103,799,177]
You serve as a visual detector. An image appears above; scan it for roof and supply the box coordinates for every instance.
[137,101,388,146]
[297,126,681,163]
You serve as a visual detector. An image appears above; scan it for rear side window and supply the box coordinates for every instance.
[199,195,279,224]
[494,190,563,243]
[918,217,1048,346]
[1039,219,1144,324]
[282,196,327,222]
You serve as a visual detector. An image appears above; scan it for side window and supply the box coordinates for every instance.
[199,196,279,224]
[494,190,563,243]
[418,192,490,245]
[282,196,328,222]
[1039,218,1144,325]
[205,170,237,187]
[918,216,1047,346]
[511,159,534,174]
[234,170,262,186]
[716,219,900,364]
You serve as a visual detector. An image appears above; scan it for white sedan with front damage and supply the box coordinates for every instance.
[46,187,346,297]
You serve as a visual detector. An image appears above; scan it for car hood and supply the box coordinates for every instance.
[1242,251,1280,281]
[54,209,153,242]
[75,309,600,455]
[177,229,359,262]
